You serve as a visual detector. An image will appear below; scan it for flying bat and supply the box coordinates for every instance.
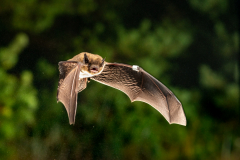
[57,52,186,126]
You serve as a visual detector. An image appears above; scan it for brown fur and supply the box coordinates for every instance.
[68,52,104,75]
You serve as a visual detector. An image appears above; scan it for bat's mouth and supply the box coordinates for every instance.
[90,68,99,73]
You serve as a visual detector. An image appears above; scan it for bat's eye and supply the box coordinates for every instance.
[84,53,89,64]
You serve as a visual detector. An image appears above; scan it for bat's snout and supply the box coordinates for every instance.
[90,66,99,73]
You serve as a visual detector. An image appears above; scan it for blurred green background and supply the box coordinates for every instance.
[0,0,239,159]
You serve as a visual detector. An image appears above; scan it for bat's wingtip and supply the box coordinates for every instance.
[169,118,187,126]
[69,121,75,125]
[183,120,187,126]
[69,118,76,125]
[179,122,187,126]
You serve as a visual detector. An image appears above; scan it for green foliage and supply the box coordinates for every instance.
[0,0,239,159]
[0,34,38,159]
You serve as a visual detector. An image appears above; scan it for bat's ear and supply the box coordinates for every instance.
[101,57,106,66]
[83,53,89,64]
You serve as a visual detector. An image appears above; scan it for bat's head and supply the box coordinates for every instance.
[69,52,105,77]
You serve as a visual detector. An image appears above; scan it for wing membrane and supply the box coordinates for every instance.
[57,61,86,124]
[91,63,186,126]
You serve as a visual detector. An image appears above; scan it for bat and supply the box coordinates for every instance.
[57,52,186,126]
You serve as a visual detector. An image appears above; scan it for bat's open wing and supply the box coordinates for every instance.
[57,61,87,124]
[91,63,186,126]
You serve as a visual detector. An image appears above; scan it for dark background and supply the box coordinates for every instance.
[0,0,239,159]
